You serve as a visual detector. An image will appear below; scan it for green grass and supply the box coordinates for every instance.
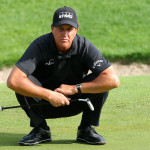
[0,76,150,150]
[0,0,150,69]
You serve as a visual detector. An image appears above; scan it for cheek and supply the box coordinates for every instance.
[53,31,61,41]
[69,32,76,41]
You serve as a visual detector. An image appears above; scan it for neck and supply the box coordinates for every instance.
[57,46,70,55]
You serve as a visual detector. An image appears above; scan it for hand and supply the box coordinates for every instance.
[47,90,70,107]
[54,84,78,95]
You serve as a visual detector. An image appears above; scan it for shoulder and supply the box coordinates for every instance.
[75,34,96,49]
[75,34,89,45]
[75,34,99,56]
[34,33,52,45]
[72,34,91,53]
[32,33,55,54]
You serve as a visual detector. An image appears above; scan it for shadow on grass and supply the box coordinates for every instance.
[0,132,25,146]
[50,140,77,144]
[0,132,79,146]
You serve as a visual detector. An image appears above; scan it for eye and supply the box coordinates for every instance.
[67,27,74,32]
[57,27,64,32]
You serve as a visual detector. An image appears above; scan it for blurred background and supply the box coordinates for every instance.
[0,0,150,77]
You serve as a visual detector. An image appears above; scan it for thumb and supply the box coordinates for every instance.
[64,95,71,100]
[54,88,62,93]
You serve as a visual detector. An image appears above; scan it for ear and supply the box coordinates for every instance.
[76,25,79,32]
[51,24,54,31]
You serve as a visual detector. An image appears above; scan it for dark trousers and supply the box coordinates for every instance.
[15,74,109,128]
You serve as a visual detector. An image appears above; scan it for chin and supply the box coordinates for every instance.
[60,44,71,50]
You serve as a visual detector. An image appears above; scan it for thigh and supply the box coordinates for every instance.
[41,97,83,119]
[43,73,108,119]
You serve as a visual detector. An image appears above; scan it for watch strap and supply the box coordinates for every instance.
[76,84,81,94]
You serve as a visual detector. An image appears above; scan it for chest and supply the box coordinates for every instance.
[42,55,80,73]
[34,55,87,84]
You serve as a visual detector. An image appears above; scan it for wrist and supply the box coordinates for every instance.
[44,89,53,101]
[76,84,82,94]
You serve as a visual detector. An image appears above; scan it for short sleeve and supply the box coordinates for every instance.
[16,41,42,76]
[82,41,111,75]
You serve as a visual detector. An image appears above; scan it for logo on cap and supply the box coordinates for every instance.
[59,12,73,19]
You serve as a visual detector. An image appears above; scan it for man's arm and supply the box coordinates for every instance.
[54,66,120,95]
[7,66,70,107]
[80,66,119,93]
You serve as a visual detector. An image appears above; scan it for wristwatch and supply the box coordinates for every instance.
[76,84,81,94]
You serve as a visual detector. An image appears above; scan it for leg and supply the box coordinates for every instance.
[79,92,108,128]
[16,75,52,146]
[20,73,108,128]
[76,73,109,145]
[16,75,84,128]
[16,75,49,129]
[16,73,108,145]
[79,73,109,127]
[16,93,49,129]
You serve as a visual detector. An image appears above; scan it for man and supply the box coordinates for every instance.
[7,6,119,146]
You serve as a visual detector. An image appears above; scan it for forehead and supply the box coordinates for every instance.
[57,24,74,28]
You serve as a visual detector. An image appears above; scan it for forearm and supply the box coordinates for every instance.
[55,78,118,96]
[7,75,51,100]
[80,68,120,93]
[80,76,118,93]
[55,67,120,95]
[7,66,70,107]
[7,66,51,101]
[80,67,119,93]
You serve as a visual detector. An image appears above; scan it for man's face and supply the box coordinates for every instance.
[51,24,78,54]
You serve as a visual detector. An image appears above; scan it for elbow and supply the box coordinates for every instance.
[7,78,13,89]
[6,66,25,91]
[7,76,16,91]
[113,76,120,88]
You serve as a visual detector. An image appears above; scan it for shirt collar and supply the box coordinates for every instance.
[50,33,78,59]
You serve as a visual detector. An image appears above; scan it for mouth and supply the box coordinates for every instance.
[61,38,69,42]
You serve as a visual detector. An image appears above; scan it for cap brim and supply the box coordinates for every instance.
[54,20,78,29]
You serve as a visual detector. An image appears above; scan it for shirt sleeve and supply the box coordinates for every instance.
[16,41,42,76]
[83,41,111,75]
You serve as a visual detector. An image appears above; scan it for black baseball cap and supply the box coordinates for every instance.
[52,6,78,28]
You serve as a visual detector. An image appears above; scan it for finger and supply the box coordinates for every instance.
[55,88,64,94]
[65,99,70,105]
[54,88,59,92]
[64,95,71,100]
[65,101,70,106]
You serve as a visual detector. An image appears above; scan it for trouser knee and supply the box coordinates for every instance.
[15,75,46,127]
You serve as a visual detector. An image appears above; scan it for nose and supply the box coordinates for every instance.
[62,30,69,36]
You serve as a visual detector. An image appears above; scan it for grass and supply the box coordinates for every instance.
[0,0,150,69]
[0,76,150,150]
